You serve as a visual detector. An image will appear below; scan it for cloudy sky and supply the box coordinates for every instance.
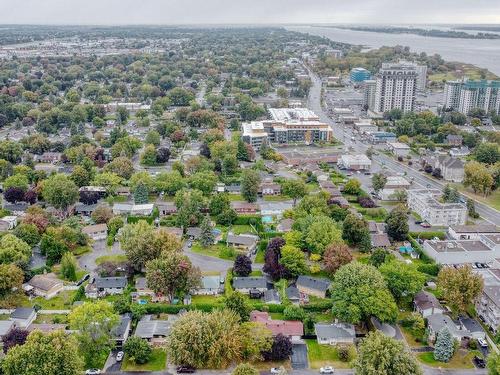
[1,0,499,25]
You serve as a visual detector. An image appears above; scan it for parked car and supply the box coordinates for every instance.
[77,274,90,286]
[414,221,423,225]
[478,338,488,348]
[116,351,124,362]
[177,366,196,373]
[320,366,335,374]
[420,222,431,228]
[473,356,486,368]
[270,368,280,374]
[85,370,101,375]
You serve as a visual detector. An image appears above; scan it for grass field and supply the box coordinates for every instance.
[455,185,500,211]
[263,195,290,202]
[121,349,167,371]
[417,350,475,369]
[231,224,256,235]
[95,254,128,265]
[191,295,223,304]
[428,64,498,82]
[255,248,265,263]
[305,339,353,369]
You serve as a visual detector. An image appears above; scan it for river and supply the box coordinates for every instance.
[286,26,500,76]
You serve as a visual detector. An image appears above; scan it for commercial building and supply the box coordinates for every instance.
[443,79,500,115]
[448,224,500,240]
[423,234,500,265]
[408,189,467,226]
[338,154,372,171]
[354,119,378,133]
[387,142,411,157]
[241,108,333,148]
[373,64,418,114]
[368,131,397,144]
[350,67,371,83]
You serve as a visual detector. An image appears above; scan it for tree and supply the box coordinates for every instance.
[156,147,171,163]
[140,144,158,166]
[342,213,370,247]
[91,204,113,224]
[146,252,201,302]
[60,252,77,281]
[263,237,288,280]
[263,334,293,361]
[323,243,353,276]
[234,254,252,277]
[145,130,161,146]
[283,305,306,321]
[190,171,218,196]
[385,205,409,241]
[372,173,387,193]
[4,187,25,203]
[2,327,29,353]
[124,336,152,364]
[466,198,479,218]
[156,171,186,196]
[68,300,119,368]
[464,161,494,196]
[379,261,426,303]
[330,262,398,324]
[433,327,455,362]
[279,245,307,277]
[354,331,421,375]
[167,309,243,369]
[13,223,40,247]
[304,215,343,254]
[175,189,206,229]
[488,352,500,375]
[437,265,483,316]
[281,179,307,206]
[199,215,214,247]
[168,87,195,106]
[3,173,29,192]
[2,330,83,375]
[475,142,500,165]
[0,234,32,266]
[134,182,149,204]
[241,169,261,203]
[42,174,78,214]
[40,234,68,266]
[344,178,361,195]
[70,165,91,187]
[239,322,273,361]
[210,193,230,216]
[119,222,182,271]
[217,208,237,226]
[223,291,251,322]
[0,264,23,297]
[104,156,134,179]
[370,248,390,267]
[232,363,259,375]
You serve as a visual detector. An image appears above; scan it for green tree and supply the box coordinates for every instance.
[342,213,370,248]
[140,144,158,166]
[487,352,500,375]
[232,363,260,375]
[175,189,206,229]
[372,173,387,193]
[344,179,361,195]
[464,161,494,196]
[145,130,161,146]
[92,172,123,195]
[60,252,77,281]
[68,301,119,368]
[354,331,421,375]
[0,264,23,297]
[223,291,251,322]
[134,182,149,204]
[104,156,134,179]
[42,174,79,214]
[156,171,186,196]
[189,171,218,196]
[433,327,455,362]
[379,261,426,303]
[385,205,409,241]
[123,336,152,365]
[304,215,343,254]
[3,174,29,192]
[279,245,307,277]
[2,330,83,375]
[283,305,306,321]
[281,179,307,206]
[13,223,40,247]
[475,142,500,164]
[210,193,230,216]
[199,215,214,248]
[0,234,32,266]
[146,252,201,302]
[330,262,398,324]
[241,169,261,203]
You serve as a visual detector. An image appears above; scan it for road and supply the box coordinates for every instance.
[305,65,500,225]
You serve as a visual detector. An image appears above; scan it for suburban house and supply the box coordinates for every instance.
[134,315,171,346]
[112,203,154,216]
[82,223,108,241]
[191,275,223,295]
[449,146,470,158]
[277,218,294,233]
[414,291,445,317]
[10,307,37,328]
[448,224,500,240]
[296,276,330,299]
[186,227,202,240]
[263,289,281,304]
[36,152,62,164]
[315,322,356,345]
[230,201,259,214]
[368,221,387,234]
[74,203,100,217]
[426,313,470,343]
[446,134,463,146]
[387,142,411,157]
[233,276,268,295]
[259,182,281,196]
[370,233,391,248]
[423,155,464,183]
[162,227,183,240]
[26,274,64,299]
[156,201,177,216]
[86,277,128,298]
[135,277,155,297]
[111,314,132,348]
[338,154,371,171]
[0,320,16,348]
[259,201,293,218]
[250,311,303,341]
[286,286,301,305]
[226,232,259,254]
[79,185,107,198]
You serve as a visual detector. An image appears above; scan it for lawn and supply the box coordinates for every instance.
[73,246,92,256]
[95,254,128,265]
[305,339,353,369]
[35,314,68,324]
[455,185,500,211]
[263,195,290,202]
[417,350,475,369]
[191,295,223,304]
[254,248,265,264]
[21,290,77,310]
[191,242,238,260]
[227,194,245,201]
[231,224,256,235]
[399,325,425,348]
[122,349,167,371]
[250,270,263,276]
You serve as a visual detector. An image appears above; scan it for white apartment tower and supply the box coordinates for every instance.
[443,79,500,115]
[363,80,377,110]
[374,64,418,114]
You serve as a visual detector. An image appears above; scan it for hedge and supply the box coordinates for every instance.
[260,231,283,239]
[127,216,154,224]
[407,235,435,264]
[409,231,446,240]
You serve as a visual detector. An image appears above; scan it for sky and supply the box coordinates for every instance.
[1,0,500,25]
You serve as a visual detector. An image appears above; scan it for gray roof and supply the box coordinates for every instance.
[226,233,258,246]
[414,291,443,311]
[11,307,35,320]
[201,275,222,290]
[264,289,281,303]
[296,276,330,293]
[95,277,128,289]
[459,317,484,334]
[450,224,500,234]
[233,276,267,290]
[0,320,15,336]
[135,317,171,339]
[315,323,355,340]
[427,313,465,337]
[135,277,149,290]
[112,314,132,339]
[286,286,300,301]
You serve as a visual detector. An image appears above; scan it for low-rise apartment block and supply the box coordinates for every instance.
[408,189,467,226]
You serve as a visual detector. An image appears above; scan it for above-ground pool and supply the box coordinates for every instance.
[138,299,147,305]
[262,215,273,224]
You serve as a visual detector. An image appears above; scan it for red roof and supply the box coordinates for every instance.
[250,311,303,337]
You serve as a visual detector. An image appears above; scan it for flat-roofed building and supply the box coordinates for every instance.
[338,154,371,171]
[242,121,268,151]
[448,224,500,240]
[408,189,467,226]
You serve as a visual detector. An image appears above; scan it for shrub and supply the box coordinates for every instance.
[124,336,152,364]
[337,344,355,362]
[417,263,440,276]
[283,305,306,321]
[358,196,376,208]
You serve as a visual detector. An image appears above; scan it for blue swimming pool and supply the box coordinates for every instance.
[262,215,273,224]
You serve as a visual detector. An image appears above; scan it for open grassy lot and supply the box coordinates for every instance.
[191,242,238,260]
[121,349,167,372]
[34,314,68,324]
[417,350,475,369]
[305,339,354,369]
[95,254,128,265]
[231,224,257,234]
[263,195,290,202]
[455,185,500,211]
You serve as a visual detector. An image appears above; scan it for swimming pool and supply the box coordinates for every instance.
[262,215,273,224]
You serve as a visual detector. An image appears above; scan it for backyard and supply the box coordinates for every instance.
[190,242,238,260]
[121,349,167,371]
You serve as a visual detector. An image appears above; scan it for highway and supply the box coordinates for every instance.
[305,66,500,225]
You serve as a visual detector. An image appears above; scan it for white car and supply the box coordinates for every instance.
[85,370,101,375]
[270,368,280,374]
[116,351,124,361]
[320,366,334,374]
[478,338,488,347]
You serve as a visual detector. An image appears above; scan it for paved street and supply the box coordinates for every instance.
[78,240,124,272]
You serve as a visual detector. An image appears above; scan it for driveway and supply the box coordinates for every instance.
[291,343,309,370]
[78,240,125,272]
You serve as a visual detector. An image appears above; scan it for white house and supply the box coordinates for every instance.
[387,142,411,157]
[413,291,445,317]
[448,224,500,240]
[9,308,37,328]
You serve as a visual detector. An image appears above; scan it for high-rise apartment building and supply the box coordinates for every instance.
[385,61,427,92]
[362,80,377,110]
[373,64,418,114]
[443,79,500,115]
